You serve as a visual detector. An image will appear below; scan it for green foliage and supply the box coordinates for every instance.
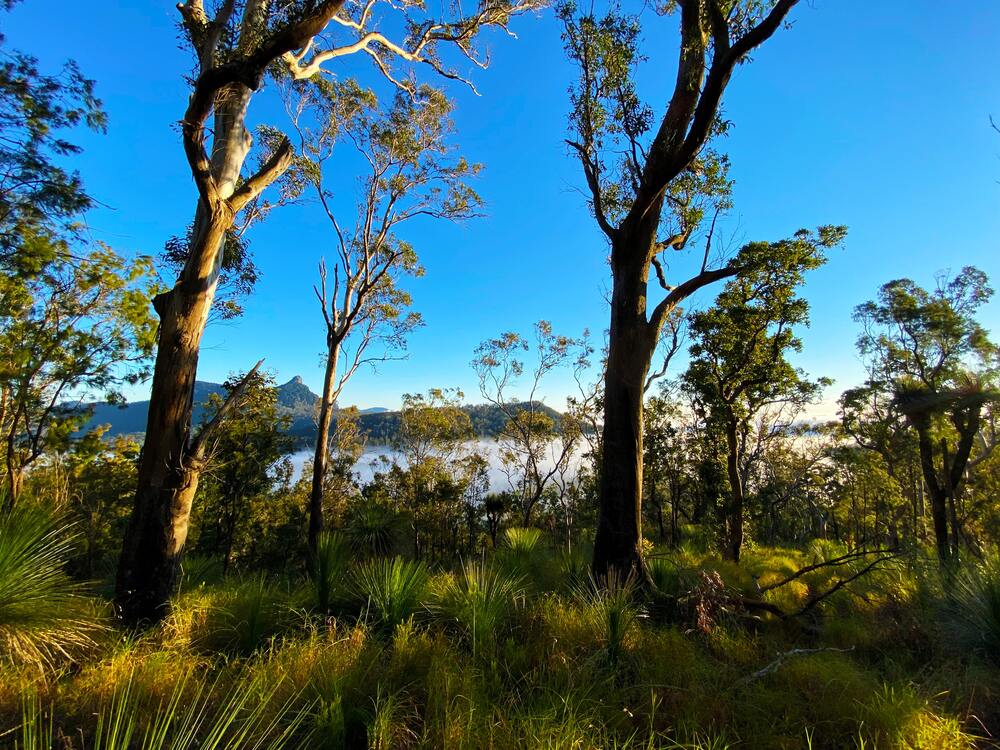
[0,244,158,503]
[353,557,429,634]
[945,555,1000,664]
[574,573,644,667]
[194,370,293,573]
[188,578,297,656]
[0,28,106,274]
[854,266,995,391]
[685,228,841,426]
[431,561,524,658]
[0,506,101,669]
[502,526,542,554]
[346,502,401,559]
[311,531,351,614]
[18,672,310,749]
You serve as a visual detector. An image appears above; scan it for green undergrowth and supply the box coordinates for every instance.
[1,542,997,749]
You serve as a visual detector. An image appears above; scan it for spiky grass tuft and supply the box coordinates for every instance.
[431,560,524,658]
[353,557,428,635]
[0,506,103,670]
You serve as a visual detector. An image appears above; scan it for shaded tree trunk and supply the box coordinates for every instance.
[593,246,655,579]
[309,342,341,557]
[723,415,744,562]
[115,210,231,624]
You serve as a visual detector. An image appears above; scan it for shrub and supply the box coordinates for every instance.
[353,557,428,634]
[431,561,524,658]
[0,506,103,669]
[311,531,352,613]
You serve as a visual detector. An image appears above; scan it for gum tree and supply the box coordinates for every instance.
[682,231,839,561]
[284,80,481,557]
[472,321,587,525]
[853,267,999,565]
[117,0,542,625]
[559,0,802,577]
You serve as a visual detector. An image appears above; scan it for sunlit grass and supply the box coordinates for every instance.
[0,541,991,749]
[0,506,105,670]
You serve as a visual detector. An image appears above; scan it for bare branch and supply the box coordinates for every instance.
[188,358,265,461]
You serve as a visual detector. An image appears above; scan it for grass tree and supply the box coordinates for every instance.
[117,0,542,625]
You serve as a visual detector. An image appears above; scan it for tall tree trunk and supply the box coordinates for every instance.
[593,246,655,579]
[116,82,255,625]
[914,423,950,565]
[723,415,744,562]
[309,341,340,557]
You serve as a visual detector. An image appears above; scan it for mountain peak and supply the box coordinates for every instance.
[285,375,304,386]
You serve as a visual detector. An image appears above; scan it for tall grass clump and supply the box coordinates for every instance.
[499,527,544,582]
[0,506,102,669]
[575,573,645,667]
[432,560,524,658]
[17,673,312,749]
[502,527,541,555]
[353,557,428,634]
[311,531,352,614]
[347,505,399,558]
[189,577,295,656]
[945,555,1000,663]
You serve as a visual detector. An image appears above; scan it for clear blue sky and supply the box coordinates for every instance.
[5,1,999,416]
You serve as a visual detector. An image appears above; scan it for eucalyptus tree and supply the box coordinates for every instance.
[283,79,481,556]
[558,0,805,577]
[473,321,587,525]
[0,247,157,507]
[853,267,999,564]
[643,393,692,545]
[0,14,105,275]
[0,17,157,507]
[393,388,473,558]
[117,0,542,624]
[683,231,837,561]
[195,370,292,574]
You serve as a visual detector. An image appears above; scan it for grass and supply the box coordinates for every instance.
[946,555,1000,664]
[311,531,352,614]
[0,518,994,749]
[353,557,429,635]
[430,560,524,659]
[16,671,311,749]
[0,506,104,670]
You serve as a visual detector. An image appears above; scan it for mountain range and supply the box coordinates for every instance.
[81,377,563,447]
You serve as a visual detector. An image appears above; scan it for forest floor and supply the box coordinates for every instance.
[2,539,998,750]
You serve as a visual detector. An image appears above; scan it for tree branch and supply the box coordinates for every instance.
[188,358,265,461]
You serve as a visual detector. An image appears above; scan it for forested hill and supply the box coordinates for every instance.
[81,377,564,446]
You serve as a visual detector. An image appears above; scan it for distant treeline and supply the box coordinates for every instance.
[79,376,568,450]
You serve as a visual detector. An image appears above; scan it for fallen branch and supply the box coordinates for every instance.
[759,548,896,594]
[737,646,855,685]
[739,552,898,621]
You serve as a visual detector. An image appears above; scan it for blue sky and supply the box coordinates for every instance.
[5,1,999,416]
